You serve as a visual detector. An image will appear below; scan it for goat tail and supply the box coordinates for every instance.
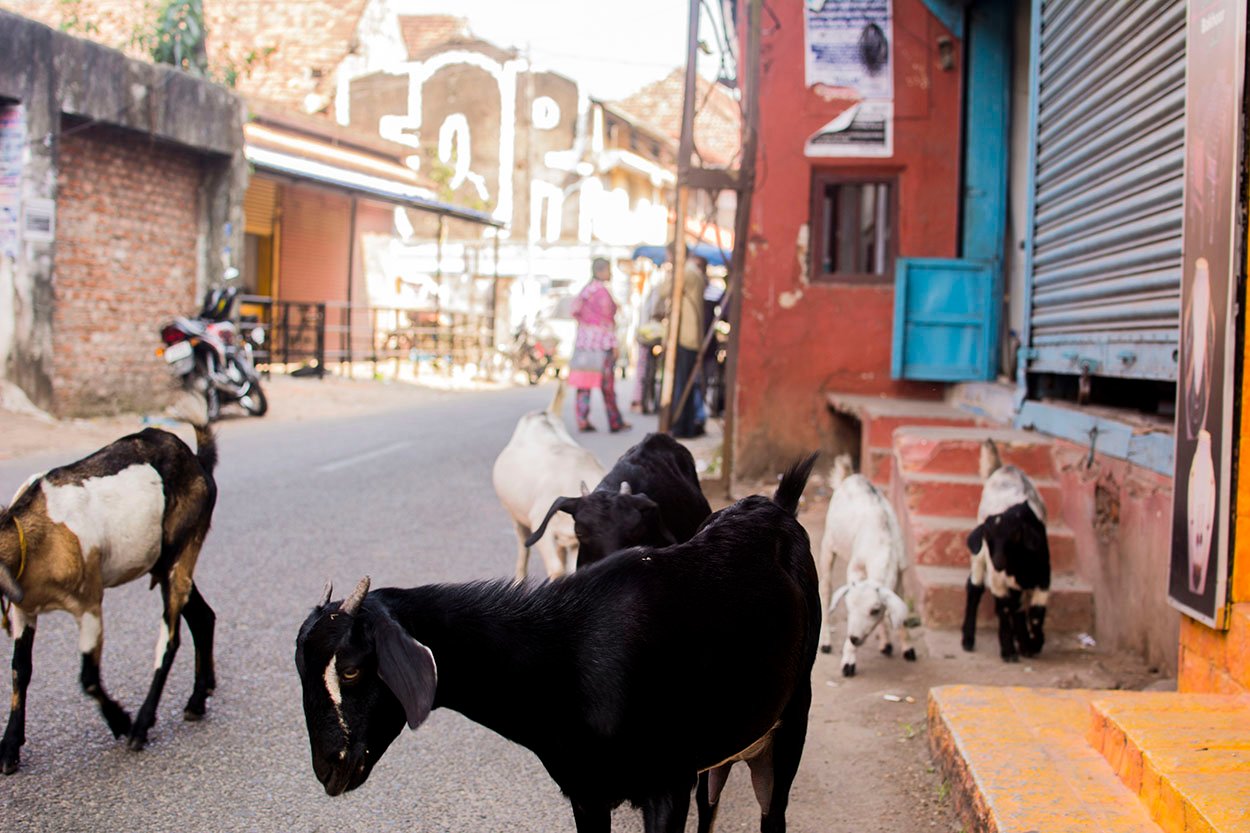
[980,439,1003,480]
[773,452,819,517]
[193,424,219,478]
[548,378,567,416]
[829,453,854,493]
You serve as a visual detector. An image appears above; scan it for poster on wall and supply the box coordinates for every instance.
[804,0,893,158]
[1168,0,1247,628]
[804,0,893,98]
[805,100,893,158]
[0,105,23,261]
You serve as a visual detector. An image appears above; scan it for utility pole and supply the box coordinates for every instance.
[658,0,703,434]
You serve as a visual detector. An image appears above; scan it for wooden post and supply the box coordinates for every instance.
[658,0,703,434]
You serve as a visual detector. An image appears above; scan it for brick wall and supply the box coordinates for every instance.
[53,123,203,415]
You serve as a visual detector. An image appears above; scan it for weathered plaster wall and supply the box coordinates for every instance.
[0,10,245,414]
[732,0,963,476]
[1051,440,1180,672]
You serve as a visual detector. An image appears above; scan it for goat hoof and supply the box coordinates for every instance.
[1001,653,1019,663]
[183,699,208,721]
[881,643,894,657]
[0,757,18,776]
[126,731,149,751]
[819,644,832,655]
[841,663,856,677]
[961,637,976,652]
[903,648,917,662]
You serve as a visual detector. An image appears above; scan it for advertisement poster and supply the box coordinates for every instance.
[804,0,893,97]
[805,100,893,158]
[804,0,892,158]
[1168,0,1247,628]
[0,104,23,261]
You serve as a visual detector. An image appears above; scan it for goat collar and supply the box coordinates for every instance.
[0,517,26,635]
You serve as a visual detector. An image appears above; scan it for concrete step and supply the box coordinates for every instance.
[907,564,1094,632]
[827,392,977,471]
[899,471,1062,520]
[1090,691,1250,833]
[907,513,1078,572]
[930,685,1167,833]
[894,425,1057,480]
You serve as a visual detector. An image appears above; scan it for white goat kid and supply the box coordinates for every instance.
[819,454,914,677]
[492,382,606,580]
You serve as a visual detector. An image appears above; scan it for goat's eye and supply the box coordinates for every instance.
[341,668,360,682]
[871,607,883,616]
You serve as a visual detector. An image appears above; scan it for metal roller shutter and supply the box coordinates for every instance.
[1027,0,1186,381]
[244,176,279,236]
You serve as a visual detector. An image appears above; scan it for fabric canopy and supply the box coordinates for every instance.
[631,243,730,267]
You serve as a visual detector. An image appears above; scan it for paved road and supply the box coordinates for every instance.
[0,381,774,832]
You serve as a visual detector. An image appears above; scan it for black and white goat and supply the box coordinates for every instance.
[819,455,914,676]
[963,440,1050,662]
[492,381,606,580]
[0,399,219,773]
[295,454,820,833]
[525,432,712,568]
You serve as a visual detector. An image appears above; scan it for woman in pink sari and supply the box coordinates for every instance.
[568,258,630,433]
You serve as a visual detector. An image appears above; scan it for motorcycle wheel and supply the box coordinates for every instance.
[239,383,268,416]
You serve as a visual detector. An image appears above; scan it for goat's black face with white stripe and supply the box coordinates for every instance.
[294,578,437,796]
[528,483,675,567]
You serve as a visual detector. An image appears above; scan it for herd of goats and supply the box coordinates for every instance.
[0,383,1052,832]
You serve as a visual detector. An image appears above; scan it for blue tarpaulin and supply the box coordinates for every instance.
[631,243,730,268]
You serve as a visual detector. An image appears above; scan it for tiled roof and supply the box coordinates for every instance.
[617,68,742,167]
[396,14,470,59]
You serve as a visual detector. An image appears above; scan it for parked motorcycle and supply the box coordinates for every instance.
[506,320,557,385]
[159,281,267,421]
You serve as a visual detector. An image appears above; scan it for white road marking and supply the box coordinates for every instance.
[317,442,412,473]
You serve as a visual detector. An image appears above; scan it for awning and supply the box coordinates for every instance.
[632,242,730,268]
[243,124,503,228]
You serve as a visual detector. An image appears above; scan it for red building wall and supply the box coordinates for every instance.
[733,0,964,475]
[54,124,202,416]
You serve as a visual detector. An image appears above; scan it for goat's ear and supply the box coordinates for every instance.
[966,523,985,554]
[374,615,437,731]
[580,481,590,497]
[619,481,632,496]
[830,584,851,612]
[524,497,580,547]
[881,588,909,628]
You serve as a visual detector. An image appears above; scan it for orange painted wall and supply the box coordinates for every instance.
[733,0,960,476]
[1179,153,1250,693]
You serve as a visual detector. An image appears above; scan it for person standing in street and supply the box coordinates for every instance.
[661,252,707,438]
[568,257,630,433]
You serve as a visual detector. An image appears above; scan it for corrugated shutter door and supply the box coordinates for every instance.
[279,185,351,304]
[1028,0,1186,381]
[244,177,279,236]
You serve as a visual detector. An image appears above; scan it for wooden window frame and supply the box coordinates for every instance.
[809,170,899,284]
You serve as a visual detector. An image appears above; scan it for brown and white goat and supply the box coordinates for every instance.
[0,405,219,774]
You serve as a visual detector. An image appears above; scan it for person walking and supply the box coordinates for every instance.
[660,252,707,438]
[568,257,630,433]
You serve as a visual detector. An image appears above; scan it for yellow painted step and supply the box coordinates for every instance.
[1090,691,1250,833]
[929,685,1165,833]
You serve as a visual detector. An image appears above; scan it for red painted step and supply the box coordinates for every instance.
[894,426,1057,480]
[907,565,1094,632]
[908,514,1078,572]
[900,471,1063,520]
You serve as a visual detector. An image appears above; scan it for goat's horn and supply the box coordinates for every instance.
[619,481,632,496]
[341,576,370,616]
[318,580,333,607]
[0,563,23,605]
[579,481,590,497]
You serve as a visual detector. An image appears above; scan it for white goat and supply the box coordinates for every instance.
[492,381,606,580]
[819,454,914,677]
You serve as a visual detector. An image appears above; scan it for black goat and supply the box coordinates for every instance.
[962,442,1051,662]
[295,454,819,833]
[525,432,713,568]
[0,409,218,773]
